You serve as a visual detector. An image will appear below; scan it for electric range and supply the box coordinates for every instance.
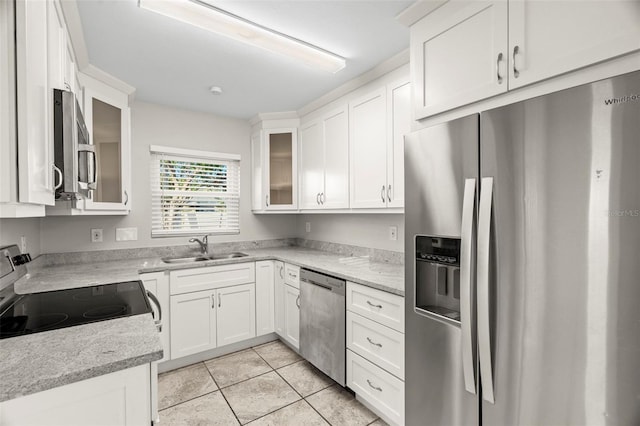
[0,245,152,340]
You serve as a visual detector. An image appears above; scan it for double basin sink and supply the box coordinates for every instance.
[161,252,248,264]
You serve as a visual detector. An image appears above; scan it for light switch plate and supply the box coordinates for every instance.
[91,229,103,243]
[389,226,398,241]
[116,227,138,241]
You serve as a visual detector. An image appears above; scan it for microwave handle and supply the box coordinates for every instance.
[78,144,97,190]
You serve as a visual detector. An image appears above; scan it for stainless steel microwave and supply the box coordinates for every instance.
[52,89,96,200]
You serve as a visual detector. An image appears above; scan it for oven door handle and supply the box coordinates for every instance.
[146,290,162,332]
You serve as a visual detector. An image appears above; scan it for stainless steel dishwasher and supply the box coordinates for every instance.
[299,268,346,386]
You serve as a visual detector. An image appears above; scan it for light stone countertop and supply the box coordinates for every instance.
[4,246,403,403]
[16,246,404,296]
[0,314,163,403]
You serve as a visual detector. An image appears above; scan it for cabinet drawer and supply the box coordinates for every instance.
[346,282,404,333]
[284,263,300,289]
[347,350,404,426]
[170,262,255,295]
[347,311,404,380]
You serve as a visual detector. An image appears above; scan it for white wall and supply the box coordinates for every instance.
[39,101,297,254]
[0,218,42,257]
[296,214,404,252]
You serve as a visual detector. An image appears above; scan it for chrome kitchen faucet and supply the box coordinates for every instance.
[189,235,209,255]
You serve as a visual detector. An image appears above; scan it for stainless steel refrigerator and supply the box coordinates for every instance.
[404,70,640,426]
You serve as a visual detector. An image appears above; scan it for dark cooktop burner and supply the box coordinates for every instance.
[0,281,151,339]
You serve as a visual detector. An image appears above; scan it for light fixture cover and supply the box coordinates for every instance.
[138,0,346,73]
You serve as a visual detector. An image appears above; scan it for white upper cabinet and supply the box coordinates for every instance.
[386,79,411,208]
[350,79,410,210]
[507,0,640,89]
[350,88,388,209]
[81,75,132,213]
[410,0,640,119]
[251,125,298,211]
[16,0,56,207]
[299,105,349,210]
[411,1,508,119]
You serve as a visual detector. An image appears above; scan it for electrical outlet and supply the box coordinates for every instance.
[389,226,398,241]
[305,222,311,233]
[91,228,103,243]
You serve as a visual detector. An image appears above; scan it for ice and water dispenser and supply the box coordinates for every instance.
[414,236,462,323]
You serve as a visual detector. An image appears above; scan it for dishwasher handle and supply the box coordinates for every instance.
[300,268,345,296]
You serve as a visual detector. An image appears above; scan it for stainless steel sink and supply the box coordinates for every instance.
[161,252,248,263]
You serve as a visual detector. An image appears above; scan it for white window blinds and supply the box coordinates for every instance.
[150,146,241,236]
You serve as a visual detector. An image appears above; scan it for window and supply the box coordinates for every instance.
[150,145,240,236]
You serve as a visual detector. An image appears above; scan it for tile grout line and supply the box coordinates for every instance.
[203,360,245,426]
[158,389,219,412]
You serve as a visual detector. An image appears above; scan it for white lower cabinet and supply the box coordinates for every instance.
[255,260,275,336]
[274,261,285,335]
[347,350,404,426]
[217,283,256,346]
[346,282,405,425]
[169,262,258,360]
[0,364,151,426]
[170,289,217,359]
[283,283,300,350]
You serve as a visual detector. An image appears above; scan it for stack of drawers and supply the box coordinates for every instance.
[346,281,405,425]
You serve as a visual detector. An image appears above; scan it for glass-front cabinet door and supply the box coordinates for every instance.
[264,128,297,210]
[81,76,131,213]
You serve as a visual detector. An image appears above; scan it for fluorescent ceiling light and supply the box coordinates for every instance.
[138,0,347,73]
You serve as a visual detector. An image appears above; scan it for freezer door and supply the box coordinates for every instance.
[404,114,479,426]
[479,70,640,425]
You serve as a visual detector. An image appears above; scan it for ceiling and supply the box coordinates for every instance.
[76,0,413,120]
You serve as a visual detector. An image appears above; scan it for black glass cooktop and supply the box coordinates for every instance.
[0,281,152,339]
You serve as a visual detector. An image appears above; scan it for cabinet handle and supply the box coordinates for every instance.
[296,295,300,309]
[53,165,63,190]
[211,294,215,308]
[496,52,504,84]
[266,194,269,207]
[513,46,520,78]
[381,185,385,203]
[366,337,383,348]
[218,293,222,308]
[387,185,391,203]
[279,266,284,279]
[366,300,383,309]
[317,193,321,205]
[124,190,129,206]
[320,192,325,204]
[367,379,382,392]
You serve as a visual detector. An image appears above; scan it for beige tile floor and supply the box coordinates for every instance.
[158,340,388,426]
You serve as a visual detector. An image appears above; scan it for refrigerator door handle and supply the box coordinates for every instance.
[478,177,495,404]
[460,178,477,395]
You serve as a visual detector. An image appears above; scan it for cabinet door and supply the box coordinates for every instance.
[0,0,16,205]
[508,0,640,90]
[386,80,411,208]
[170,290,216,359]
[274,261,285,336]
[322,105,349,209]
[255,260,275,336]
[264,128,297,210]
[81,76,131,213]
[299,120,325,209]
[350,88,388,209]
[217,283,256,346]
[15,0,55,206]
[140,272,170,363]
[0,364,151,426]
[283,284,300,350]
[410,1,508,119]
[251,131,264,211]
